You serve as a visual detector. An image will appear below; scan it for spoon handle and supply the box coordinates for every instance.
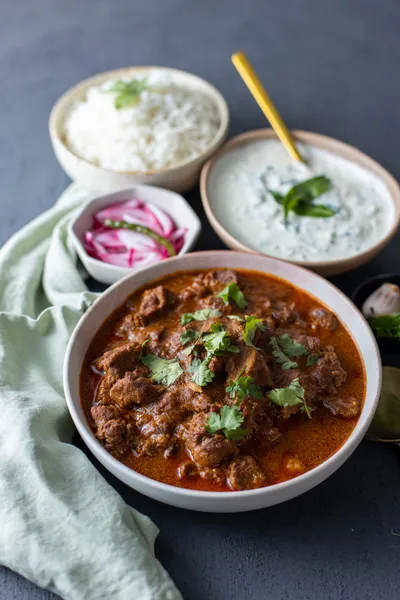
[232,51,304,163]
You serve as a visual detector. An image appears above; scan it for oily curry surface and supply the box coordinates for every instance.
[81,269,365,492]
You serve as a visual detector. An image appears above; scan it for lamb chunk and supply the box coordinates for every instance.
[224,317,244,343]
[199,466,226,485]
[203,270,238,290]
[95,341,140,374]
[306,349,347,399]
[272,302,297,326]
[179,270,238,301]
[323,395,361,419]
[91,405,134,457]
[309,308,337,332]
[180,413,237,467]
[226,347,273,388]
[208,355,225,374]
[110,375,161,408]
[227,455,266,490]
[284,455,306,477]
[134,285,174,325]
[179,274,208,300]
[177,460,198,479]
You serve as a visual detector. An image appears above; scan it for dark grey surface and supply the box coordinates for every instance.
[1,0,400,598]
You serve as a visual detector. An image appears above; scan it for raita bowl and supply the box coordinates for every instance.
[63,251,381,512]
[200,129,400,276]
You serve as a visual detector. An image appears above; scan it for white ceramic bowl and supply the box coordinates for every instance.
[49,66,229,194]
[200,129,400,276]
[69,185,201,285]
[64,251,381,512]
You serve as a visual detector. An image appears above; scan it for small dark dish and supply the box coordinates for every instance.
[352,273,400,353]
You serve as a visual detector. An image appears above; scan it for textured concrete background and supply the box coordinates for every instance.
[1,0,400,598]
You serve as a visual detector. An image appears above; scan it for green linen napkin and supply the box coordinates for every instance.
[0,184,182,600]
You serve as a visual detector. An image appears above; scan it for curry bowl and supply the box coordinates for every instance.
[49,66,229,195]
[200,129,400,276]
[63,251,381,512]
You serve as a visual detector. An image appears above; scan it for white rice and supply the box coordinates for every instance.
[63,70,221,172]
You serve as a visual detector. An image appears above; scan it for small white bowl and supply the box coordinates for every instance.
[64,251,381,512]
[69,185,201,285]
[49,66,229,194]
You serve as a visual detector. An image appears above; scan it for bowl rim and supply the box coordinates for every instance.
[63,250,382,502]
[200,129,400,269]
[49,65,230,177]
[68,184,202,277]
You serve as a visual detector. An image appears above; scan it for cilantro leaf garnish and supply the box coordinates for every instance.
[267,378,311,418]
[180,328,200,346]
[206,405,247,440]
[306,354,320,366]
[202,323,239,355]
[217,282,248,309]
[227,315,245,321]
[107,78,148,109]
[269,175,335,220]
[270,334,307,370]
[226,371,262,402]
[369,313,400,340]
[141,354,183,386]
[243,316,266,349]
[180,309,222,325]
[188,355,215,387]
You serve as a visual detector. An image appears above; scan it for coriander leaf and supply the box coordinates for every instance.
[107,78,148,110]
[206,405,247,441]
[188,355,215,386]
[270,336,298,370]
[202,323,239,355]
[180,328,200,346]
[267,378,311,418]
[206,411,221,433]
[139,338,149,358]
[306,354,320,366]
[243,315,266,349]
[180,308,222,325]
[370,313,400,340]
[141,354,183,386]
[277,334,308,357]
[226,374,262,402]
[217,282,248,309]
[293,203,335,218]
[227,315,245,322]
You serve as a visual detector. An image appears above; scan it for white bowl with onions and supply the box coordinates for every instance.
[69,185,201,284]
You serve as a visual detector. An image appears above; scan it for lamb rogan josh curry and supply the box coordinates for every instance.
[80,269,365,492]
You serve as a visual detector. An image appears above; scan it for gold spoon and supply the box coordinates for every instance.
[231,51,305,163]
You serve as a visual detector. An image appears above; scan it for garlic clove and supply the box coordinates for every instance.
[362,283,400,319]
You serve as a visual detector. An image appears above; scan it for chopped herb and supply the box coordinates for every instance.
[188,355,215,387]
[206,405,247,440]
[227,315,245,322]
[243,316,266,349]
[139,338,149,358]
[270,334,308,370]
[180,308,222,325]
[202,323,239,355]
[217,282,248,309]
[270,175,335,220]
[267,378,311,418]
[370,313,400,340]
[107,78,148,109]
[226,371,262,402]
[306,354,320,366]
[141,354,183,386]
[180,329,200,346]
